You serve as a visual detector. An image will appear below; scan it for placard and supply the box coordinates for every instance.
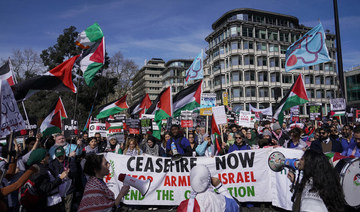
[212,106,227,125]
[238,111,254,128]
[308,103,322,121]
[330,98,346,111]
[200,93,216,116]
[141,119,152,134]
[89,123,107,137]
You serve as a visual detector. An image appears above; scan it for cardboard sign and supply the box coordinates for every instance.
[330,98,346,111]
[212,106,227,125]
[0,80,26,137]
[238,111,254,128]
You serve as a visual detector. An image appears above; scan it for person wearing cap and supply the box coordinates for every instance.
[22,148,69,211]
[272,122,290,146]
[228,132,251,153]
[49,146,78,212]
[178,165,239,211]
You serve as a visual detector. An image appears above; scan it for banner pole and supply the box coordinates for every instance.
[21,101,30,129]
[206,116,209,135]
[186,127,189,139]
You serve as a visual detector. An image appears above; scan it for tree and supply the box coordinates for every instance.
[107,51,138,100]
[1,48,45,82]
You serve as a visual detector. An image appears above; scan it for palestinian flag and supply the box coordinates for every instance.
[83,116,92,132]
[173,80,202,117]
[273,74,309,125]
[0,59,15,86]
[40,97,67,136]
[75,23,104,49]
[146,87,172,139]
[146,87,172,121]
[211,115,221,136]
[330,110,345,116]
[128,93,152,118]
[12,55,79,101]
[96,95,128,119]
[79,37,105,86]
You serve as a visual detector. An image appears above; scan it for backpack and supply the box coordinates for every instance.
[19,179,40,208]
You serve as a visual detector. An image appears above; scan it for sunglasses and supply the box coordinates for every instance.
[235,137,242,139]
[320,132,326,135]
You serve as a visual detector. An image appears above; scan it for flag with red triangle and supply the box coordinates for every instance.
[0,59,15,86]
[128,93,152,118]
[146,87,172,139]
[79,37,105,86]
[96,95,128,119]
[12,55,80,101]
[273,74,309,125]
[83,116,92,132]
[40,97,67,136]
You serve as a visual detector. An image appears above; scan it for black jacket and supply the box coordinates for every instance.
[310,137,343,153]
[48,157,78,195]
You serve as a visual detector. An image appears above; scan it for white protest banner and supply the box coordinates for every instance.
[103,148,302,210]
[89,123,106,137]
[0,80,26,137]
[249,105,272,120]
[330,98,346,111]
[212,106,227,125]
[270,148,304,210]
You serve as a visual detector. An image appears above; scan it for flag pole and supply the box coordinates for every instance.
[83,89,99,131]
[21,101,30,130]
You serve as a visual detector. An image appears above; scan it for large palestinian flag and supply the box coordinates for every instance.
[146,87,172,139]
[12,55,79,101]
[96,95,128,119]
[173,80,202,117]
[273,74,309,125]
[75,23,104,49]
[128,93,152,118]
[79,37,105,86]
[40,97,67,136]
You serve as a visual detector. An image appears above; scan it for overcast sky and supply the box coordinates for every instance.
[1,0,359,70]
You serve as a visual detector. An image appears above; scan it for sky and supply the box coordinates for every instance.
[0,0,359,71]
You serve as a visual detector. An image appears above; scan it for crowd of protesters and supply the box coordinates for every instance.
[0,116,359,211]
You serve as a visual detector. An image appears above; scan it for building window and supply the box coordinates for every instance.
[315,76,323,84]
[326,90,334,98]
[258,87,269,97]
[325,77,333,85]
[246,87,256,97]
[257,56,267,66]
[231,55,241,66]
[270,57,279,67]
[242,27,253,37]
[231,71,239,82]
[232,87,243,98]
[231,41,238,50]
[271,72,280,82]
[282,75,292,84]
[316,90,324,99]
[305,75,314,84]
[243,41,254,49]
[232,104,244,112]
[244,55,254,65]
[306,89,315,98]
[255,29,267,39]
[269,44,279,52]
[280,45,287,54]
[256,42,267,51]
[268,31,278,40]
[279,32,289,42]
[245,71,255,81]
[258,72,268,82]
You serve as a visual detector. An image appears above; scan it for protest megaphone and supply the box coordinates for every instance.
[171,142,182,161]
[268,151,300,172]
[118,174,151,196]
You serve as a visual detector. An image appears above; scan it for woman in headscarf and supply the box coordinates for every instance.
[142,135,160,156]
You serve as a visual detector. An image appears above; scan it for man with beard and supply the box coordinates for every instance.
[166,125,192,156]
[344,126,360,157]
[49,134,82,160]
[339,125,354,155]
[310,126,343,153]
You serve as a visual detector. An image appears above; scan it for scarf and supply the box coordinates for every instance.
[78,176,115,212]
[145,143,159,156]
[85,145,98,154]
[272,130,282,141]
[125,148,139,156]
